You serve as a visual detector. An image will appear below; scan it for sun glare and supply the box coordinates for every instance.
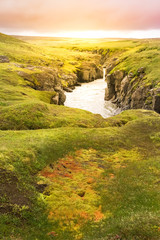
[53,31,112,38]
[52,30,160,39]
[7,29,160,39]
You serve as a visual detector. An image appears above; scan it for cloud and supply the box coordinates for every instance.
[0,0,160,34]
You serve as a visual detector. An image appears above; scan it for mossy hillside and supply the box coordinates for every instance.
[14,35,160,90]
[0,33,104,128]
[111,40,160,88]
[1,110,160,239]
[105,109,160,127]
[0,33,106,131]
[0,100,107,130]
[0,33,102,83]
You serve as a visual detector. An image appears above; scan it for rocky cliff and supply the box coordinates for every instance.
[17,62,102,106]
[105,65,160,113]
[77,62,102,82]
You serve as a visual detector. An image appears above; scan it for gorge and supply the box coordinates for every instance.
[64,78,120,118]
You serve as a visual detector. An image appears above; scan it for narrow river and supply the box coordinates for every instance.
[64,79,120,118]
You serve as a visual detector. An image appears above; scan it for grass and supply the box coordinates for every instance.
[0,33,160,239]
[0,100,107,130]
[1,110,160,239]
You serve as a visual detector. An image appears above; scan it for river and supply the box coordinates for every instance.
[64,79,120,118]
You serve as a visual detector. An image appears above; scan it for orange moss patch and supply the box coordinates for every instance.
[39,149,107,236]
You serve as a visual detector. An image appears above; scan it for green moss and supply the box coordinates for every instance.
[0,100,107,130]
[0,111,160,239]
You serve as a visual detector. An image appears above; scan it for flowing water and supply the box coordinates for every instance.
[64,79,120,118]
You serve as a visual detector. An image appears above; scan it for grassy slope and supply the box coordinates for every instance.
[0,33,106,129]
[1,34,160,239]
[1,110,160,240]
[14,36,160,91]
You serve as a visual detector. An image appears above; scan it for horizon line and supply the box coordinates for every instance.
[1,29,160,39]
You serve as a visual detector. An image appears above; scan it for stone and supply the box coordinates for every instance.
[63,87,73,92]
[70,86,75,90]
[0,55,9,63]
[75,82,81,86]
[51,94,59,105]
[54,86,62,92]
[58,90,66,105]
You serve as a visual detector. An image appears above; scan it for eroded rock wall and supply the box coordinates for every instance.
[77,62,102,82]
[18,62,103,106]
[105,67,160,113]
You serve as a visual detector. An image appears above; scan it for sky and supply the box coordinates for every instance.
[0,0,160,38]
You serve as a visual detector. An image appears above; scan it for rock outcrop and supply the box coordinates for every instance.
[17,60,103,106]
[77,62,102,82]
[18,68,66,105]
[105,67,160,113]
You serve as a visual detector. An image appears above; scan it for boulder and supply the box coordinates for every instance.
[63,87,73,92]
[58,90,66,105]
[51,94,59,105]
[54,86,62,92]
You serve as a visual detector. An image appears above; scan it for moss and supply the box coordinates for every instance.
[0,100,108,130]
[1,111,160,239]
